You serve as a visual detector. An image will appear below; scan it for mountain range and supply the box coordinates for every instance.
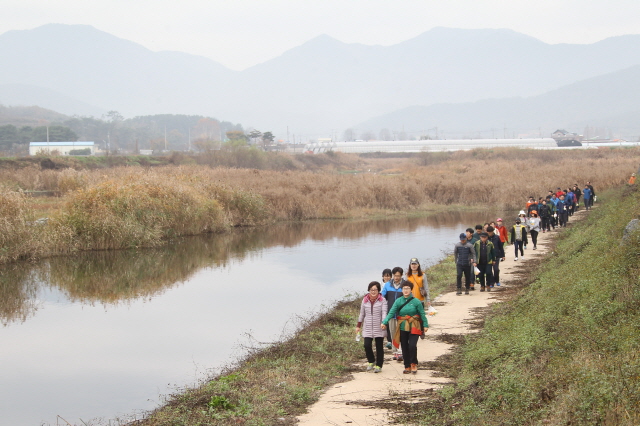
[1,24,640,138]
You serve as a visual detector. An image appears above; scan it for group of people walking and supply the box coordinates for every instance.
[356,259,430,375]
[356,182,597,375]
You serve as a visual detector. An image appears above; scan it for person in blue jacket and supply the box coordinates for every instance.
[381,267,405,361]
[582,185,592,210]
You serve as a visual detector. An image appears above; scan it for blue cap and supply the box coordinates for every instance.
[459,233,467,240]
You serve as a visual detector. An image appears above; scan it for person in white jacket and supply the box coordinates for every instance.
[356,281,388,373]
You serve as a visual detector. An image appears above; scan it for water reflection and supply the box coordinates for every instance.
[0,210,488,326]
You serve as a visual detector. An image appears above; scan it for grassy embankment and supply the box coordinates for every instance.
[383,184,639,425]
[0,147,637,264]
[130,256,456,426]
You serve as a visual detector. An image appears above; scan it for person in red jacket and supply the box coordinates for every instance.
[495,218,509,244]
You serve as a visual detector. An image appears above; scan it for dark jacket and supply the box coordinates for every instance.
[473,240,496,264]
[538,204,552,218]
[454,241,476,265]
[557,199,568,215]
[488,233,504,258]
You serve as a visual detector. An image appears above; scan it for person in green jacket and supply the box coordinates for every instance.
[381,282,429,375]
[473,232,496,291]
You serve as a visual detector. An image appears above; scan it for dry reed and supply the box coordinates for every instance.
[0,147,638,263]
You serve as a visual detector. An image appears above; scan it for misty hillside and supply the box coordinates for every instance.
[2,24,640,135]
[356,65,640,138]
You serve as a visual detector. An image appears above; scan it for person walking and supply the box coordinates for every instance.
[487,226,505,287]
[406,258,430,308]
[356,281,388,373]
[381,282,429,375]
[586,181,595,208]
[381,267,405,361]
[470,225,483,245]
[549,194,559,229]
[454,233,476,295]
[557,194,569,227]
[573,184,582,211]
[473,232,495,291]
[582,185,592,211]
[629,173,637,185]
[539,200,552,233]
[511,219,528,260]
[527,211,541,249]
[495,218,509,245]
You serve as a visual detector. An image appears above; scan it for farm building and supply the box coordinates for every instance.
[304,138,557,154]
[29,141,96,156]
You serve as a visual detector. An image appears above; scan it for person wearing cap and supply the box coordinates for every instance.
[527,211,541,249]
[486,226,504,287]
[381,281,429,375]
[495,218,509,245]
[406,258,430,307]
[454,233,476,295]
[629,173,636,185]
[382,267,406,361]
[517,210,527,224]
[555,187,564,198]
[510,219,528,260]
[473,232,495,291]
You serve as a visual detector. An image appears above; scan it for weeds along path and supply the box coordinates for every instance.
[297,207,592,425]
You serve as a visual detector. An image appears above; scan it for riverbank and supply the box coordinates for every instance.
[1,148,637,264]
[129,254,457,425]
[309,185,638,426]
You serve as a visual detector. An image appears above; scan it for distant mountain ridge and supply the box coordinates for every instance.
[356,65,640,138]
[2,24,640,136]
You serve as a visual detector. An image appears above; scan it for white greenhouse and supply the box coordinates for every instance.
[305,138,558,154]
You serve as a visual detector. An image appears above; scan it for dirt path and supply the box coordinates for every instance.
[297,210,588,425]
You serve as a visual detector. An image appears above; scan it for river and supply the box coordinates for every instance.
[0,211,493,425]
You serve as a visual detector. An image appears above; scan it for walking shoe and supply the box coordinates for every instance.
[374,366,382,373]
[514,257,518,261]
[366,363,374,371]
[533,246,537,250]
[480,286,486,292]
[469,284,475,290]
[487,286,491,292]
[456,290,462,295]
[411,363,418,374]
[385,342,392,350]
[397,354,403,362]
[392,353,398,361]
[403,368,411,374]
[496,282,501,286]
[465,290,469,295]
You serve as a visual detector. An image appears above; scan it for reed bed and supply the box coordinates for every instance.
[0,147,637,263]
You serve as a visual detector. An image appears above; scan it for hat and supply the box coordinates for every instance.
[410,257,419,264]
[497,218,503,222]
[459,233,467,240]
[530,210,537,215]
[480,232,489,237]
[519,210,525,215]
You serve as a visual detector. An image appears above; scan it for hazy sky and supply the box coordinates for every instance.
[2,0,640,70]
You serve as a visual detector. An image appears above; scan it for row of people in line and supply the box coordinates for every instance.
[355,183,598,374]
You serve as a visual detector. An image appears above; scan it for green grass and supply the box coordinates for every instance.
[128,254,457,426]
[412,184,640,426]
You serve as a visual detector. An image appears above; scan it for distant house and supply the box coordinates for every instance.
[551,129,583,146]
[29,141,96,156]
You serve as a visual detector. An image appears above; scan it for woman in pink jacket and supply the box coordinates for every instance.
[356,281,388,373]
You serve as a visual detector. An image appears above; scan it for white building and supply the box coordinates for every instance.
[29,141,96,156]
[304,138,557,154]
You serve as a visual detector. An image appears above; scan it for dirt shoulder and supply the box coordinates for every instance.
[297,209,589,425]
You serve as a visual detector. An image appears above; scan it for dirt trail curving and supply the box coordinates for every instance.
[297,209,589,425]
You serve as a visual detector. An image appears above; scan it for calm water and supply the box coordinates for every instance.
[0,212,490,425]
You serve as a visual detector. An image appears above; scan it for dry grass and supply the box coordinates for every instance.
[0,147,637,263]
